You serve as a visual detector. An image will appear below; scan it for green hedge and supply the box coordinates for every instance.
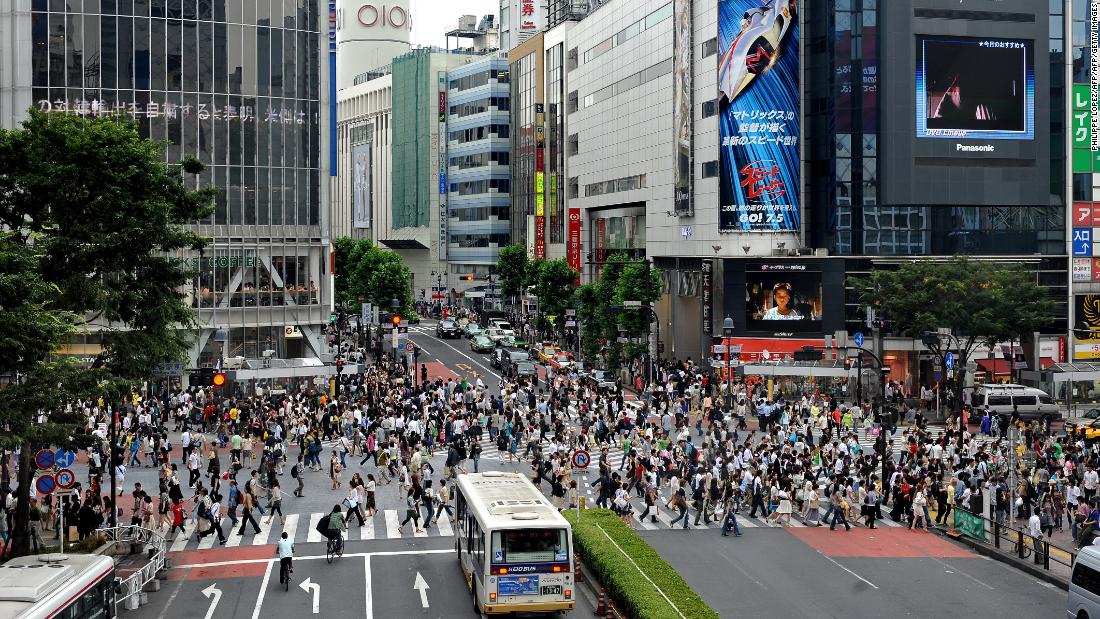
[564,509,718,619]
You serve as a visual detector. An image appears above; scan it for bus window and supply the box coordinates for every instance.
[987,395,1012,407]
[491,529,568,564]
[1012,396,1037,406]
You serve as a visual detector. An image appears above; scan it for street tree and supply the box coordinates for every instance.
[0,109,213,556]
[850,257,1054,415]
[333,237,414,314]
[613,261,663,365]
[533,258,579,337]
[495,244,529,302]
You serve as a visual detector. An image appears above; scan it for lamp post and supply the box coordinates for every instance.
[390,297,401,371]
[723,316,734,410]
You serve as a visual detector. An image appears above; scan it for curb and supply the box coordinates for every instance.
[929,525,1069,590]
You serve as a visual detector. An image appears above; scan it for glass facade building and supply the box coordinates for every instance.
[27,0,330,364]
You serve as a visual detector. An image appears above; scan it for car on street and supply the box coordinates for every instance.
[500,349,531,375]
[583,369,617,391]
[486,328,515,344]
[511,361,539,384]
[1064,408,1100,436]
[536,345,560,364]
[464,323,485,338]
[470,335,494,353]
[488,319,513,332]
[550,352,575,371]
[436,319,461,339]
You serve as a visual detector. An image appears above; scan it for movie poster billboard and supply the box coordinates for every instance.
[718,0,800,232]
[352,142,372,229]
[673,0,693,215]
[745,263,822,334]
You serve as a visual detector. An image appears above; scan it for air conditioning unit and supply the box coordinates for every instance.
[771,248,787,256]
[814,248,830,257]
[797,247,813,256]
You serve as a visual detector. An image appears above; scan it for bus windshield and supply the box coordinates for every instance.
[491,528,568,564]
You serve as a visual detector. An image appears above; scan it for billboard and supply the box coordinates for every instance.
[1075,294,1100,360]
[915,36,1035,141]
[672,0,693,215]
[352,143,372,229]
[717,0,800,233]
[745,264,822,334]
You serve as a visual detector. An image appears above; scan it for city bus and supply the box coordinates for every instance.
[454,471,575,615]
[0,553,116,619]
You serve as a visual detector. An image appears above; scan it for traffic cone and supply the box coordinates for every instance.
[606,598,616,619]
[575,553,584,583]
[594,587,606,615]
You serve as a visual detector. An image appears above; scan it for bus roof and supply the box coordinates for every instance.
[455,472,570,529]
[0,553,114,618]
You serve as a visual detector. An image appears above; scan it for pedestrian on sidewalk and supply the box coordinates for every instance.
[237,491,261,536]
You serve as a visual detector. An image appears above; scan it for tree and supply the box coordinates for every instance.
[495,244,530,301]
[849,257,1055,416]
[332,236,359,311]
[533,258,579,337]
[613,262,663,365]
[574,283,604,363]
[333,237,414,314]
[0,109,213,556]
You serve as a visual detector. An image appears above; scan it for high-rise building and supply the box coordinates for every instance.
[334,0,411,90]
[3,0,333,372]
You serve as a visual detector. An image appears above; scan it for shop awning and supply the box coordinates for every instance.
[975,356,1055,376]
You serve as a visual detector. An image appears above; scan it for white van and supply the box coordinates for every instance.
[1068,546,1100,619]
[970,384,1060,424]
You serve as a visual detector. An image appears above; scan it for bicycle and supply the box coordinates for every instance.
[280,559,291,591]
[1011,537,1033,559]
[326,535,342,564]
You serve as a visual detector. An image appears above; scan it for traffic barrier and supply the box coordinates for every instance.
[594,587,607,615]
[575,553,584,583]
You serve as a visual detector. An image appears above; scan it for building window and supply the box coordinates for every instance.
[701,100,717,118]
[584,173,646,197]
[581,2,673,64]
[568,133,579,156]
[701,37,718,58]
[701,161,719,178]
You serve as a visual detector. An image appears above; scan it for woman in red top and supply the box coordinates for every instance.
[168,497,186,541]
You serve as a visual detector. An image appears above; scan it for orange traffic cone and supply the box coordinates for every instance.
[594,587,606,615]
[575,553,584,583]
[606,598,616,619]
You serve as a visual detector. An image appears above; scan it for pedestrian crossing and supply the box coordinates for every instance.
[165,508,461,551]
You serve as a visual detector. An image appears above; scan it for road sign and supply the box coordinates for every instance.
[853,332,865,347]
[35,449,55,470]
[623,300,642,307]
[54,449,75,468]
[934,371,942,381]
[406,342,415,354]
[571,449,591,469]
[153,362,184,377]
[361,303,373,325]
[55,468,76,489]
[945,352,955,369]
[36,474,56,495]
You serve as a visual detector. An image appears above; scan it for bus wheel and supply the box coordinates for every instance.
[472,584,479,613]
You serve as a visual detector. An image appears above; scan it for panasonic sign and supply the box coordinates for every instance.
[956,144,995,153]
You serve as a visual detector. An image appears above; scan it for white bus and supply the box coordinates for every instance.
[454,471,575,615]
[0,553,116,619]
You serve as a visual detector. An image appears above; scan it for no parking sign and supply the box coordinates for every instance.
[36,475,56,495]
[571,449,591,469]
[34,449,55,470]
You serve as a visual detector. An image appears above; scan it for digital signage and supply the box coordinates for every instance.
[745,264,822,334]
[915,36,1035,141]
[717,0,800,233]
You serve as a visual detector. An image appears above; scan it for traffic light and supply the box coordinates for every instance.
[211,371,227,388]
[391,314,401,326]
[461,275,474,281]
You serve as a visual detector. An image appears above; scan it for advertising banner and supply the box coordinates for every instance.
[352,142,372,229]
[1076,295,1100,360]
[952,509,986,543]
[438,73,448,259]
[673,0,693,215]
[567,208,582,274]
[718,0,800,232]
[745,263,822,334]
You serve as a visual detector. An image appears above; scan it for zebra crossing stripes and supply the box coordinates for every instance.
[306,513,326,543]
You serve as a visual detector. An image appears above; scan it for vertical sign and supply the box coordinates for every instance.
[717,0,800,232]
[438,73,448,260]
[672,0,693,215]
[329,0,338,176]
[567,207,582,277]
[352,142,373,228]
[701,260,713,337]
[520,0,538,32]
[534,103,546,258]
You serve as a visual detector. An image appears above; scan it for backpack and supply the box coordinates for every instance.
[291,464,300,479]
[316,514,331,534]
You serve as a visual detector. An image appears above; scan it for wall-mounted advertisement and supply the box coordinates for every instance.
[352,142,372,229]
[915,36,1035,141]
[1075,294,1100,360]
[717,0,800,233]
[672,0,693,215]
[745,263,822,334]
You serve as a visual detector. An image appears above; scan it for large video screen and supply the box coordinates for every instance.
[915,36,1034,140]
[745,264,822,334]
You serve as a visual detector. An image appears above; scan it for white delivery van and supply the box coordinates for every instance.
[970,384,1060,424]
[1069,546,1100,619]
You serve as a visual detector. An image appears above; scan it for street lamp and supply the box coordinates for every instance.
[723,316,734,410]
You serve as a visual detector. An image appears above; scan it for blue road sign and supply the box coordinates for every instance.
[1074,228,1092,256]
[54,449,75,468]
[945,352,955,370]
[853,332,865,347]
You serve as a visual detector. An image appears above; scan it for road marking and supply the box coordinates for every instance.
[201,583,222,619]
[250,556,274,619]
[436,516,453,538]
[814,550,879,589]
[225,529,242,547]
[155,567,190,619]
[385,510,401,538]
[414,521,429,538]
[456,363,473,372]
[170,522,194,552]
[299,577,321,613]
[252,517,271,545]
[365,555,374,619]
[197,523,217,550]
[926,556,995,590]
[359,515,375,540]
[424,335,501,380]
[170,548,454,569]
[282,514,299,544]
[414,571,430,608]
[306,513,325,543]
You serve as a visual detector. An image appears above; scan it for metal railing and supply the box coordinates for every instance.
[953,508,1077,575]
[99,525,167,611]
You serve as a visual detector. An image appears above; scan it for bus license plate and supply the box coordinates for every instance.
[540,585,562,596]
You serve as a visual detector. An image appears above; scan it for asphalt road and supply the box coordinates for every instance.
[639,526,1066,619]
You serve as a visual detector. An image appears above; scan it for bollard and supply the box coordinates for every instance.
[594,587,607,615]
[144,579,161,592]
[139,591,148,605]
[574,553,584,583]
[125,595,140,611]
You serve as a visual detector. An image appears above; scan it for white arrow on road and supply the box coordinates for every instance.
[413,572,430,608]
[299,576,321,614]
[201,583,222,619]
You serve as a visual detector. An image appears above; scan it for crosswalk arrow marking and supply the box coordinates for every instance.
[201,583,222,619]
[300,577,321,613]
[414,571,430,608]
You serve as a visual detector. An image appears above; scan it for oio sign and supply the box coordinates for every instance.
[356,3,409,29]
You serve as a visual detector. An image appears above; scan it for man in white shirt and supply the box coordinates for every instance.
[1085,466,1099,502]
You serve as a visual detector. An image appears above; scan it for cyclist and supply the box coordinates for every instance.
[326,504,347,556]
[275,531,294,584]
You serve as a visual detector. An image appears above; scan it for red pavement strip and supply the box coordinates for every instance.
[786,527,974,559]
[166,546,273,581]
